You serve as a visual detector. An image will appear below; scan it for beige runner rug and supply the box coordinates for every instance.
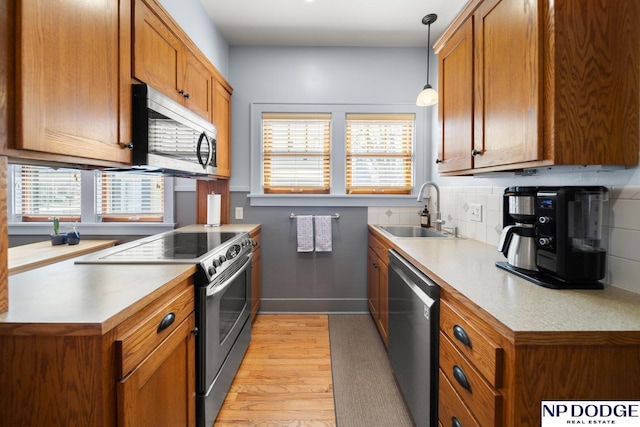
[328,314,414,427]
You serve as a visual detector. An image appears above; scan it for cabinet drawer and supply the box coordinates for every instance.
[440,332,502,427]
[439,370,481,427]
[369,233,389,263]
[116,285,194,378]
[440,299,503,387]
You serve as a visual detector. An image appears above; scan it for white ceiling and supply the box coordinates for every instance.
[200,0,468,47]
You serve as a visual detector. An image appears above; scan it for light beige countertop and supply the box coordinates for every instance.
[0,224,261,335]
[0,261,196,335]
[370,225,640,338]
[8,239,119,275]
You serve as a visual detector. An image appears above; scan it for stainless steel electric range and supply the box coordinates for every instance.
[78,229,255,427]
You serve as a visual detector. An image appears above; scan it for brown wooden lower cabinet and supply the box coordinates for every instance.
[0,277,195,426]
[117,314,196,427]
[250,229,261,322]
[440,292,640,426]
[367,231,389,346]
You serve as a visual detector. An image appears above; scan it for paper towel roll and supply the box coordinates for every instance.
[207,194,221,226]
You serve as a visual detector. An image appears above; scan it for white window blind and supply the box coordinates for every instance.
[96,171,164,222]
[13,165,81,221]
[346,113,415,194]
[262,112,331,194]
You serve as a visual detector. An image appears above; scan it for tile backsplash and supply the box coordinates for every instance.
[368,185,640,294]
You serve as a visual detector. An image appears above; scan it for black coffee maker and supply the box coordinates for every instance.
[497,186,609,289]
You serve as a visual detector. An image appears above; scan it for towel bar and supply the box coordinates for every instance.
[289,213,340,219]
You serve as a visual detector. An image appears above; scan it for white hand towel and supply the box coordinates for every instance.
[314,215,332,252]
[297,215,314,252]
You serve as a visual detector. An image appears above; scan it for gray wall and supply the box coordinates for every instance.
[227,46,432,312]
[232,193,368,312]
[157,0,230,78]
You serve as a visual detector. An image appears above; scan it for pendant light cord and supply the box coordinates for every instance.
[426,22,431,87]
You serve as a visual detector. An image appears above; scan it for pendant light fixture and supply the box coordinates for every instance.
[416,13,438,107]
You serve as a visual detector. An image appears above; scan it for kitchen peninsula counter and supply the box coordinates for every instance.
[369,225,640,341]
[0,224,261,335]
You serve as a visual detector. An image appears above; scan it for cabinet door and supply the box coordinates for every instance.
[133,0,184,105]
[184,52,213,121]
[367,247,380,321]
[438,17,474,173]
[473,0,541,169]
[378,260,388,346]
[251,245,261,321]
[118,314,196,427]
[16,0,131,163]
[213,77,232,178]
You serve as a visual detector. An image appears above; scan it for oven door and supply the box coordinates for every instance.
[196,250,252,390]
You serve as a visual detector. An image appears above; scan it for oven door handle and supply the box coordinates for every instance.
[206,252,253,297]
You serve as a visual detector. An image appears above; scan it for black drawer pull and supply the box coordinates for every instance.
[453,365,471,392]
[453,324,472,348]
[157,312,176,333]
[452,417,463,427]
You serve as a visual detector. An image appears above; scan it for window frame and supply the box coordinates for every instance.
[345,113,416,195]
[248,103,429,207]
[262,112,332,194]
[7,166,176,236]
[96,171,165,223]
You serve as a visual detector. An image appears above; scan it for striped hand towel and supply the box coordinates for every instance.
[314,215,332,252]
[296,215,314,252]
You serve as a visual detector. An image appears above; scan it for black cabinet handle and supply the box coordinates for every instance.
[452,417,463,427]
[453,365,471,392]
[157,312,176,333]
[191,327,199,336]
[453,324,472,348]
[435,159,442,164]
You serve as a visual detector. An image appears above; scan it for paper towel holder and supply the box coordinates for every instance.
[206,193,222,226]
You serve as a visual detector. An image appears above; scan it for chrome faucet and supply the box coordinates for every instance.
[416,181,444,231]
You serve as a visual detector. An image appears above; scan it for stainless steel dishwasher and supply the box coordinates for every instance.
[388,249,439,427]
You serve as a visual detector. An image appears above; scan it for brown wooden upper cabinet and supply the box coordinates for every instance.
[213,74,232,177]
[9,0,132,166]
[133,0,232,178]
[434,0,639,175]
[133,0,213,122]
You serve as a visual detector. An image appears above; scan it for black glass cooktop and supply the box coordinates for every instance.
[99,231,242,261]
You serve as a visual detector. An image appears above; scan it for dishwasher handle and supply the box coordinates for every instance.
[388,250,439,288]
[389,250,438,308]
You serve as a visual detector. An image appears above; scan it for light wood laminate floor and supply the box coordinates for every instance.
[214,314,336,426]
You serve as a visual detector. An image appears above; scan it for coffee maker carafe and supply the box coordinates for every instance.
[497,187,538,271]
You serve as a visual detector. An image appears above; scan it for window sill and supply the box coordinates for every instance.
[9,222,177,236]
[247,193,422,207]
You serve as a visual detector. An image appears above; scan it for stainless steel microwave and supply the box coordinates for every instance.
[130,84,217,177]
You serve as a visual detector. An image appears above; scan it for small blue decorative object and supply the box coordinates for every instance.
[50,234,67,245]
[66,222,81,245]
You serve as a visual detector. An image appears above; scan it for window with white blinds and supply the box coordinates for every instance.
[96,171,164,222]
[262,113,331,194]
[346,113,415,194]
[13,165,82,221]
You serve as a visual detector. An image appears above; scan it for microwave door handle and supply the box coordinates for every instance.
[196,132,209,170]
[206,135,214,168]
[211,137,217,167]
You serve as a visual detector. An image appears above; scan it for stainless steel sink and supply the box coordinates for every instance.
[377,225,453,238]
